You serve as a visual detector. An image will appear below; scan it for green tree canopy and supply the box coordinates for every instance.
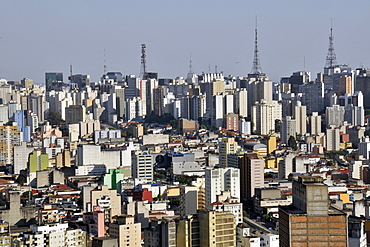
[46,111,64,125]
[288,136,298,150]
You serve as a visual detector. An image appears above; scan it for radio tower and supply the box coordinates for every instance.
[251,16,262,74]
[325,20,337,69]
[140,44,147,79]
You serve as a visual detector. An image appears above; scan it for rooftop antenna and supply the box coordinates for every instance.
[251,16,262,74]
[208,64,211,73]
[104,49,107,75]
[325,19,337,69]
[215,65,218,73]
[140,44,147,79]
[189,52,193,73]
[70,63,73,76]
[303,56,306,71]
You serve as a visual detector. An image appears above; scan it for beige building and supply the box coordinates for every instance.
[198,210,236,247]
[339,74,352,95]
[293,101,307,136]
[56,149,71,167]
[219,137,237,167]
[0,123,21,166]
[91,186,121,222]
[109,215,141,247]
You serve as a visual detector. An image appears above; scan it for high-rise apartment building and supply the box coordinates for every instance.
[219,137,237,167]
[109,215,141,247]
[326,105,345,127]
[310,112,321,135]
[326,127,340,151]
[198,210,236,247]
[90,185,121,223]
[0,123,21,166]
[280,116,296,144]
[339,74,352,95]
[279,176,347,247]
[252,100,282,135]
[132,151,153,183]
[240,153,264,199]
[293,101,307,135]
[205,167,240,207]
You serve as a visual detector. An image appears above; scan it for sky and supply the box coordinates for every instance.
[1,1,370,84]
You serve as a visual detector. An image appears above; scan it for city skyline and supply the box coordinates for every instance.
[1,1,370,83]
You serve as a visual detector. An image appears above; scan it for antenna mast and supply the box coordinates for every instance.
[140,44,147,79]
[104,49,107,75]
[251,16,262,74]
[325,19,337,68]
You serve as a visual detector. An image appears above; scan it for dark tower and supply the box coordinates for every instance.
[140,44,147,80]
[324,21,337,75]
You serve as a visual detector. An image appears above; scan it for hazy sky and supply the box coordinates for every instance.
[1,1,370,84]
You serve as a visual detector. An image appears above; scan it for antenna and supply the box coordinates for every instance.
[215,65,218,73]
[208,64,211,73]
[303,56,306,71]
[104,49,107,75]
[189,52,193,73]
[70,63,73,76]
[140,44,147,79]
[325,19,337,68]
[251,16,262,74]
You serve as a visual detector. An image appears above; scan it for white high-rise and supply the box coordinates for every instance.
[293,101,307,135]
[310,112,321,135]
[205,167,240,207]
[252,100,282,135]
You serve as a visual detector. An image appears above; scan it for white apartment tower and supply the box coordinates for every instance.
[293,101,307,135]
[310,112,321,135]
[205,167,240,207]
[252,100,282,135]
[326,127,340,151]
[132,151,153,183]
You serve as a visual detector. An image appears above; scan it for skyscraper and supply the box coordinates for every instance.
[45,72,63,90]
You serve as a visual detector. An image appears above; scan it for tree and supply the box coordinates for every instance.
[288,136,298,150]
[16,174,26,186]
[46,111,64,126]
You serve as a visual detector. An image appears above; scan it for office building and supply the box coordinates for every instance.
[45,72,63,90]
[65,105,86,124]
[279,176,347,247]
